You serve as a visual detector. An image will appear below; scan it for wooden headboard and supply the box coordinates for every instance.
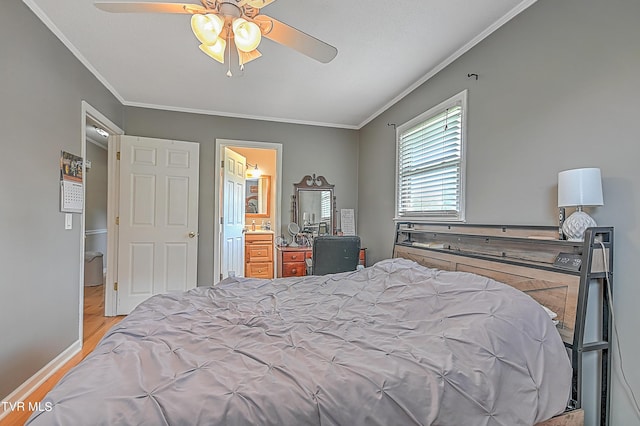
[392,222,613,424]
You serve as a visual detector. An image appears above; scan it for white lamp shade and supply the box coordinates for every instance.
[232,18,261,52]
[191,14,224,46]
[199,38,226,64]
[558,168,603,207]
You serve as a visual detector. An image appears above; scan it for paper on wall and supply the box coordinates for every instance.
[340,209,356,235]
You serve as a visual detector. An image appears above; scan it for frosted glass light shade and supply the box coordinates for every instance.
[232,18,261,52]
[199,38,226,64]
[558,168,603,208]
[191,14,224,45]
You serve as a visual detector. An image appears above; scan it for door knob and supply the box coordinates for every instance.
[188,231,198,238]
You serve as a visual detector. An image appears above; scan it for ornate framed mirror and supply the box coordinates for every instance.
[245,175,271,218]
[292,174,336,235]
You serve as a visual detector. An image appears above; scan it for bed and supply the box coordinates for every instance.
[392,223,614,426]
[27,256,573,425]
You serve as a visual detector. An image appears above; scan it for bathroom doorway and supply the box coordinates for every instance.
[213,139,282,283]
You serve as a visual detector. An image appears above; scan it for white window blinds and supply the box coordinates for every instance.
[396,93,465,220]
[320,191,331,221]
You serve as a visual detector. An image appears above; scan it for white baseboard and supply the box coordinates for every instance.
[0,340,82,420]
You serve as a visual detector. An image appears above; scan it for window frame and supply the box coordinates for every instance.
[394,90,467,222]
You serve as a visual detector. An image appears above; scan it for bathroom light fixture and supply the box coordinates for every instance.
[558,167,604,241]
[246,162,262,178]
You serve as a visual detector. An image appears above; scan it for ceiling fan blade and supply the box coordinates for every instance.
[95,2,206,14]
[254,15,337,63]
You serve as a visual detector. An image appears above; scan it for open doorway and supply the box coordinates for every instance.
[80,102,123,335]
[83,118,109,337]
[213,139,282,284]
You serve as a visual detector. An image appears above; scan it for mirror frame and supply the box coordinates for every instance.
[245,175,271,218]
[292,174,336,235]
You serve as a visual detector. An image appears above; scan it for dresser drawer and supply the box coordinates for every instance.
[282,262,306,277]
[246,244,272,262]
[246,262,273,279]
[245,233,273,244]
[282,251,309,262]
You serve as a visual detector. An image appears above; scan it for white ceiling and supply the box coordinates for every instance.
[24,0,535,129]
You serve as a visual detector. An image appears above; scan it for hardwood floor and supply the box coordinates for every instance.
[1,285,124,426]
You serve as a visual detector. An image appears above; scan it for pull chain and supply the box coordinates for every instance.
[226,30,232,77]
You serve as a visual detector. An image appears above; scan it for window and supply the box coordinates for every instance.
[395,90,466,221]
[320,190,331,222]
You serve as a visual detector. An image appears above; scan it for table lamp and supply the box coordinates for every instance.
[558,167,603,241]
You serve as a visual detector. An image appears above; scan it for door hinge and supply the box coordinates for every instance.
[220,273,223,281]
[116,151,121,160]
[221,160,224,168]
[220,216,223,224]
[115,216,119,225]
[114,282,118,291]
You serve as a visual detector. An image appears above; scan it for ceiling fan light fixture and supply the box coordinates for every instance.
[95,1,338,74]
[232,18,262,52]
[246,0,267,8]
[238,48,262,67]
[199,38,227,64]
[191,13,224,45]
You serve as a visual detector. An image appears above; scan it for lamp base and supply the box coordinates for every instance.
[562,210,597,241]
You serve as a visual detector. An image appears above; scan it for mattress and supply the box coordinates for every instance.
[27,258,571,425]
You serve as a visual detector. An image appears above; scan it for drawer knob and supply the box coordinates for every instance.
[292,255,298,259]
[291,268,297,273]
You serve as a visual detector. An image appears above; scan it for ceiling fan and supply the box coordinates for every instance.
[95,1,338,74]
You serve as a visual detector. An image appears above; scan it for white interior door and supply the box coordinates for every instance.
[116,135,199,314]
[221,147,245,279]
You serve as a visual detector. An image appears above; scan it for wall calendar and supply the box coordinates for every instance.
[60,150,84,213]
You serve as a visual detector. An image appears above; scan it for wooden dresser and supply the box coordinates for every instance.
[277,246,366,278]
[244,232,274,279]
[277,246,312,277]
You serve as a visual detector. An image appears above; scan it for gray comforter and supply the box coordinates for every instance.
[28,259,571,425]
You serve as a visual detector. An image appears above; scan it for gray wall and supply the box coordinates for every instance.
[122,107,359,286]
[0,1,123,398]
[5,0,639,424]
[0,1,357,401]
[358,0,640,424]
